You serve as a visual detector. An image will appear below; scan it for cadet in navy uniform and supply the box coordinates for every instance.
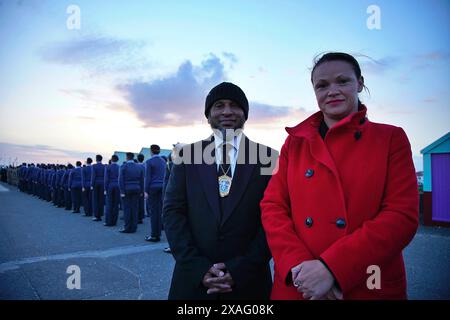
[144,144,166,242]
[69,161,83,213]
[25,164,34,194]
[91,155,105,221]
[81,158,93,216]
[104,159,111,219]
[44,165,51,201]
[161,143,185,254]
[50,166,57,206]
[119,152,144,233]
[31,164,38,197]
[104,155,120,226]
[50,165,56,202]
[56,165,65,207]
[137,153,145,224]
[62,164,73,211]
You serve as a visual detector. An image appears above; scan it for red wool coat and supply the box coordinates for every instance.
[261,106,419,300]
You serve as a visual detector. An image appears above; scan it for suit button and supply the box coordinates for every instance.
[336,218,346,229]
[305,169,314,178]
[305,217,313,228]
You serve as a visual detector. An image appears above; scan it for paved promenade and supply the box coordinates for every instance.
[0,182,449,300]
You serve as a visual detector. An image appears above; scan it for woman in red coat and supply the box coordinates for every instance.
[260,52,418,300]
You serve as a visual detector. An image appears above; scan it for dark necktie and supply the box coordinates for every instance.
[218,143,233,221]
[219,143,232,178]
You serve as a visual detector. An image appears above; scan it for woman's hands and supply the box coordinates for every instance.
[291,260,342,300]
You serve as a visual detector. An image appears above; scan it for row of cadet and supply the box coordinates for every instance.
[16,144,174,244]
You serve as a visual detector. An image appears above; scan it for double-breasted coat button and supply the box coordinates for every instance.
[305,169,314,178]
[359,117,366,125]
[336,218,346,229]
[305,217,313,227]
[354,131,362,140]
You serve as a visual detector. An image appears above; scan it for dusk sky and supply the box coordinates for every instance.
[0,0,449,171]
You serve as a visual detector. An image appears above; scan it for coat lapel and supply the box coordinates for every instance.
[308,133,339,177]
[221,136,256,226]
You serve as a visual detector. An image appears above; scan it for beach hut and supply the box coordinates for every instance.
[421,132,450,227]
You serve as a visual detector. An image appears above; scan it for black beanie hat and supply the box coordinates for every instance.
[204,82,249,120]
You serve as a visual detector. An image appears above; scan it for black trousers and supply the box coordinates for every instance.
[82,188,92,215]
[71,187,82,211]
[148,186,163,238]
[123,191,140,232]
[92,184,104,218]
[105,186,120,225]
[64,188,72,210]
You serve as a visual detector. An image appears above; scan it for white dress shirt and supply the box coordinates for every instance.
[213,132,242,177]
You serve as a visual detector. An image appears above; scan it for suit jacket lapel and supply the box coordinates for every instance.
[221,136,256,226]
[196,138,221,224]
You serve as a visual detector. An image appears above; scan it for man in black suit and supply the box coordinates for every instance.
[163,82,278,300]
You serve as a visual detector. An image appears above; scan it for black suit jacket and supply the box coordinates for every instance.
[163,134,278,300]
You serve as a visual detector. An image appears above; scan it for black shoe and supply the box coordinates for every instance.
[163,247,172,253]
[119,228,134,233]
[138,220,143,224]
[145,236,160,242]
[92,217,101,221]
[104,223,113,226]
[72,210,80,213]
